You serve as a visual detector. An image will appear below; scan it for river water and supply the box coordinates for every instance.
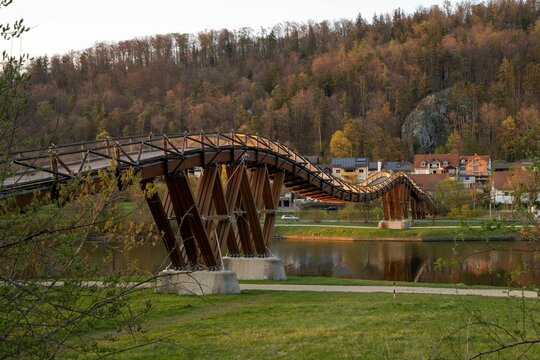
[271,239,540,286]
[87,239,540,286]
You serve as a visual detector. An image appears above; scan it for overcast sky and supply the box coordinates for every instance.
[2,0,458,58]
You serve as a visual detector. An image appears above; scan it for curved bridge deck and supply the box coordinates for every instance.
[2,132,434,269]
[3,132,432,205]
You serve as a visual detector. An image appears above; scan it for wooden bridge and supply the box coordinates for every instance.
[1,132,434,270]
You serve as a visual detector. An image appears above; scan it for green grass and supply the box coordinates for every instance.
[79,288,540,359]
[239,276,506,289]
[273,223,516,240]
[275,219,513,227]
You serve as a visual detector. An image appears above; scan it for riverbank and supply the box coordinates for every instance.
[273,222,517,241]
[277,234,516,241]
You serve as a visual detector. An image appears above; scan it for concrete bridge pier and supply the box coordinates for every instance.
[377,219,413,229]
[223,256,287,280]
[156,270,240,295]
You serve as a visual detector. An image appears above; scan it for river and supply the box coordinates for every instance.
[87,239,540,286]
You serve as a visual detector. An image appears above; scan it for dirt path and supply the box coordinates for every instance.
[240,284,538,298]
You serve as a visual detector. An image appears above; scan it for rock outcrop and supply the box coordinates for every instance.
[401,89,452,152]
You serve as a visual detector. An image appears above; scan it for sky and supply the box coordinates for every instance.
[1,0,458,58]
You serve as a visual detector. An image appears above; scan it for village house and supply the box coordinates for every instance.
[413,154,460,175]
[277,193,294,212]
[368,161,414,176]
[383,161,413,174]
[490,165,539,206]
[413,153,491,188]
[491,171,514,205]
[458,154,491,187]
[331,157,369,182]
[492,162,513,172]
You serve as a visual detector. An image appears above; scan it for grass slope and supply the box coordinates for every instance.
[83,289,539,359]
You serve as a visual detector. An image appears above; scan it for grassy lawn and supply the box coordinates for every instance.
[81,288,540,359]
[273,223,516,240]
[239,276,507,289]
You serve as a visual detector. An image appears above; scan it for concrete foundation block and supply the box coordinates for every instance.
[223,256,287,280]
[378,219,413,230]
[156,270,240,295]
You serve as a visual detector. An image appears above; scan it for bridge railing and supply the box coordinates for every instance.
[3,131,434,209]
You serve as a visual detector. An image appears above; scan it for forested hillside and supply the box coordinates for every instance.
[22,0,539,161]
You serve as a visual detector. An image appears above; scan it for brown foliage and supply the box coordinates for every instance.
[18,1,540,160]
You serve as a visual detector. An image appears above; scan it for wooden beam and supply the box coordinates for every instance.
[226,166,252,256]
[195,167,218,235]
[215,165,242,255]
[263,171,284,247]
[239,167,267,256]
[166,173,218,267]
[411,197,418,220]
[382,191,391,220]
[144,188,185,268]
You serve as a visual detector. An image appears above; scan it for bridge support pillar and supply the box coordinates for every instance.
[156,269,240,295]
[377,219,413,229]
[223,256,287,280]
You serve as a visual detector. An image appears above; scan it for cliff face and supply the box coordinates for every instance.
[401,89,452,153]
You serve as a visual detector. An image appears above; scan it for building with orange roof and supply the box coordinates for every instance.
[413,153,459,175]
[459,154,491,187]
[414,153,491,188]
[490,171,514,204]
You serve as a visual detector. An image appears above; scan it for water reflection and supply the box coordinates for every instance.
[272,240,540,286]
[85,239,540,286]
[84,242,169,275]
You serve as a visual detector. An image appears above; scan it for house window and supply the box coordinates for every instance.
[443,160,448,166]
[358,169,364,173]
[421,161,426,167]
[335,169,341,173]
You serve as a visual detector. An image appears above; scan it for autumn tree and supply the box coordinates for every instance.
[329,130,352,157]
[501,115,520,161]
[445,129,462,154]
[7,1,540,162]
